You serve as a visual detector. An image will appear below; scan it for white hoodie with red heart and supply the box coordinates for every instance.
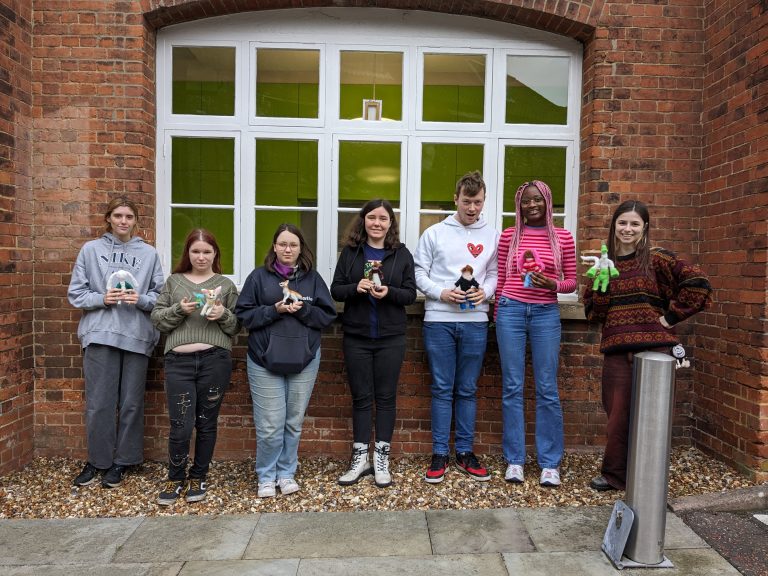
[414,213,499,322]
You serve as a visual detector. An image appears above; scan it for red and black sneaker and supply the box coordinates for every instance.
[456,451,491,481]
[424,453,449,484]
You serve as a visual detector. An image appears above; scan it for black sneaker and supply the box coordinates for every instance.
[185,478,207,503]
[101,464,128,488]
[425,453,449,484]
[73,462,100,486]
[157,480,185,506]
[455,452,491,481]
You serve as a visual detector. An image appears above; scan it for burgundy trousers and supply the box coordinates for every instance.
[600,347,668,490]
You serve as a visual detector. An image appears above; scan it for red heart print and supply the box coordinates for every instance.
[467,243,483,258]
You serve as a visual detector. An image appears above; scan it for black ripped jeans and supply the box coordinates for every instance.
[163,347,232,481]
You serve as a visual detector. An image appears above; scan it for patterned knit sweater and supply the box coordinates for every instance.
[584,248,712,354]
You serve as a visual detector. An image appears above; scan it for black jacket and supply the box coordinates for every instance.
[235,267,336,373]
[331,243,417,338]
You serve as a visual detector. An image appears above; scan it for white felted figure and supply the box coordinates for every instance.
[106,270,139,305]
[199,286,221,316]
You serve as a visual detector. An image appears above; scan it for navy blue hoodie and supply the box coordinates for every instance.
[235,267,336,374]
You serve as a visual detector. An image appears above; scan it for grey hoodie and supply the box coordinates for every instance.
[68,233,165,356]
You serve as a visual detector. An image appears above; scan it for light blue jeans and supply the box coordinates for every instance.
[247,350,320,483]
[423,321,488,455]
[495,297,564,469]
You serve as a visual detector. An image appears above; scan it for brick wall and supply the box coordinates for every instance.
[11,0,764,480]
[696,0,767,480]
[0,1,34,475]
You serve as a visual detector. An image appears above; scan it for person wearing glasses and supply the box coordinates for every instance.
[235,224,336,498]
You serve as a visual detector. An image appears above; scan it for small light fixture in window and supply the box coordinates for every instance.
[363,99,382,121]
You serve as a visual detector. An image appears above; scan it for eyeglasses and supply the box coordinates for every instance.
[275,242,300,250]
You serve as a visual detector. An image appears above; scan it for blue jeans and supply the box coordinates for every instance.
[495,297,563,468]
[423,321,488,455]
[247,350,320,483]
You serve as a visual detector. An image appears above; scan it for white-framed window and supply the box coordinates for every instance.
[156,8,582,288]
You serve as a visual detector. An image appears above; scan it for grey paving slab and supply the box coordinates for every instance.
[516,505,612,552]
[0,563,182,576]
[621,548,742,575]
[113,515,259,562]
[179,559,299,576]
[663,512,708,549]
[298,553,509,576]
[426,508,535,554]
[502,550,620,575]
[244,511,431,559]
[0,518,143,565]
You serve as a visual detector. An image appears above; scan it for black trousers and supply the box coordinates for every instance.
[163,347,232,481]
[342,334,406,444]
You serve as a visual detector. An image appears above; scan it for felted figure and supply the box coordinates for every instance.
[106,270,139,305]
[364,260,384,292]
[198,286,221,316]
[518,249,544,288]
[581,244,619,292]
[455,264,480,310]
[279,279,308,304]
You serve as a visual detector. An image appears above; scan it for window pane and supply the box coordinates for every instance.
[256,49,319,119]
[338,141,401,207]
[172,47,235,116]
[255,139,318,207]
[254,210,318,268]
[171,207,234,274]
[421,143,483,210]
[502,146,567,213]
[423,53,485,123]
[340,51,403,121]
[171,137,234,205]
[506,56,568,125]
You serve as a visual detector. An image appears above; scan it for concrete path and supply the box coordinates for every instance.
[0,505,743,576]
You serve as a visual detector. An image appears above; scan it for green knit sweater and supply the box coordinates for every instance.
[151,273,240,354]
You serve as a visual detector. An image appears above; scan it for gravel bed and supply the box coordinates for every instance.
[0,447,755,519]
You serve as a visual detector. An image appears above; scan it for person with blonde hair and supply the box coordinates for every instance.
[68,196,164,488]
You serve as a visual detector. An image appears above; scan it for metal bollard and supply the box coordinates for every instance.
[623,351,677,565]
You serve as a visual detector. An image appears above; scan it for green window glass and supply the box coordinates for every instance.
[170,136,236,274]
[171,208,235,275]
[254,138,319,264]
[506,56,568,125]
[172,47,235,116]
[423,54,485,123]
[419,143,483,233]
[337,140,401,250]
[340,51,403,121]
[256,49,320,119]
[501,146,566,229]
[171,137,235,205]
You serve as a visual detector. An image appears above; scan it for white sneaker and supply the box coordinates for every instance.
[505,464,524,483]
[540,468,561,487]
[257,481,276,498]
[277,478,300,495]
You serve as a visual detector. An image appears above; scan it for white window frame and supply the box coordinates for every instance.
[156,8,583,288]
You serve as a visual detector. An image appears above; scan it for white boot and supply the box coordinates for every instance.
[338,442,373,486]
[373,440,392,488]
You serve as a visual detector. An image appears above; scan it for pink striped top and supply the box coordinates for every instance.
[496,226,577,306]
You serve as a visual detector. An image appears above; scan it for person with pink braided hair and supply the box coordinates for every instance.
[495,181,577,487]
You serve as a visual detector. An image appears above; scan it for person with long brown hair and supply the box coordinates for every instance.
[584,200,712,491]
[151,229,240,505]
[331,199,417,488]
[235,223,336,498]
[68,196,164,489]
